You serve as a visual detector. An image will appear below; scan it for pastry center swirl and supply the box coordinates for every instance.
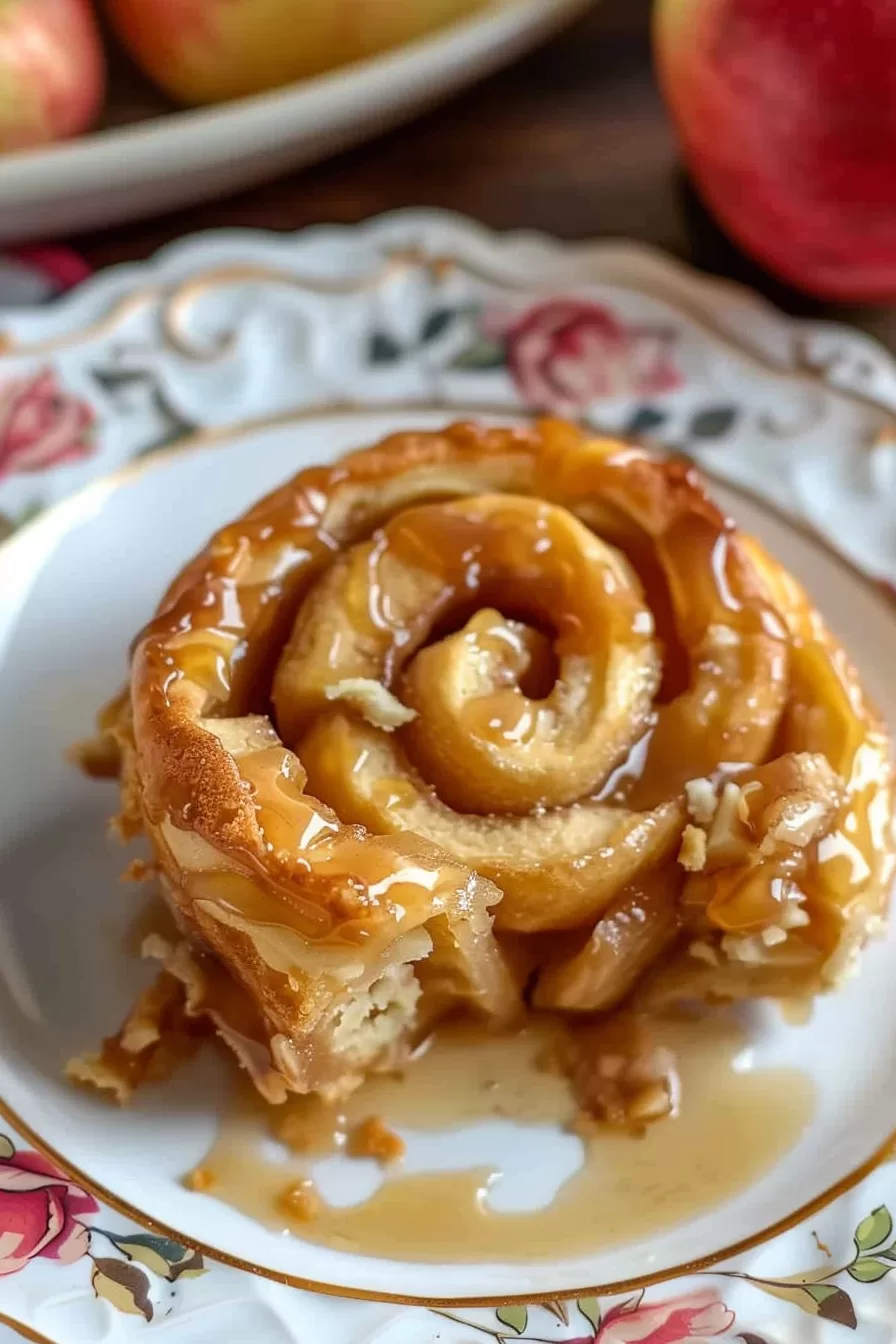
[273,493,660,818]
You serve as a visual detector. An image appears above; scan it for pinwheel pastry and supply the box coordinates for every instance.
[70,419,895,1111]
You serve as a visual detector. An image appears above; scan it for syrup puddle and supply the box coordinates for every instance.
[193,1013,814,1262]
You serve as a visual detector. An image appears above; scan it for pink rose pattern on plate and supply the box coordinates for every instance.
[436,297,685,414]
[584,1290,735,1343]
[434,1292,743,1344]
[0,1132,203,1320]
[0,368,95,480]
[0,1143,98,1275]
[503,300,682,413]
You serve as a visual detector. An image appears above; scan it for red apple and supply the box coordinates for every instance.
[0,0,105,152]
[104,0,487,107]
[655,0,896,301]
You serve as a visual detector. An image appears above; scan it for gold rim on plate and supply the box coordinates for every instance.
[0,1312,55,1344]
[1,404,894,1309]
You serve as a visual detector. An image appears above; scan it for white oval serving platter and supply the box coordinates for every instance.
[0,0,590,245]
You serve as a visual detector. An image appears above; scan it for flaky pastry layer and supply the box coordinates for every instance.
[75,419,895,1105]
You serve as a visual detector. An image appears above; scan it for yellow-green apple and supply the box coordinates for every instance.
[655,0,896,301]
[104,0,487,106]
[0,0,104,151]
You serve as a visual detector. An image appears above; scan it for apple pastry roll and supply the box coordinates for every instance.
[74,419,894,1103]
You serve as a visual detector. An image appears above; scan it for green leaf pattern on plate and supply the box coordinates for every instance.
[495,1304,528,1335]
[854,1205,893,1254]
[433,1205,896,1341]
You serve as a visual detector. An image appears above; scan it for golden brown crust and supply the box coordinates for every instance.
[89,418,893,1104]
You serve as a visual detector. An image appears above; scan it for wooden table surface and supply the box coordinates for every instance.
[74,0,896,352]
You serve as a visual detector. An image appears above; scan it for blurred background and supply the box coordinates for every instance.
[2,0,896,349]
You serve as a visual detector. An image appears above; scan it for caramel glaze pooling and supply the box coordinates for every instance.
[120,418,894,1103]
[195,1014,816,1264]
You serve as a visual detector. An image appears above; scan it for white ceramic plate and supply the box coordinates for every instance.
[4,404,896,1305]
[3,213,896,1343]
[0,0,589,245]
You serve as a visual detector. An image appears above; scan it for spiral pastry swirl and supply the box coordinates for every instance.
[93,419,894,1104]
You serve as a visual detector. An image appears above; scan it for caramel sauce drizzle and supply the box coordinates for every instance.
[195,1014,815,1263]
[122,418,893,1102]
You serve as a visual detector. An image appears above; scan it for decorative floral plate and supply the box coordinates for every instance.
[3,213,896,1343]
